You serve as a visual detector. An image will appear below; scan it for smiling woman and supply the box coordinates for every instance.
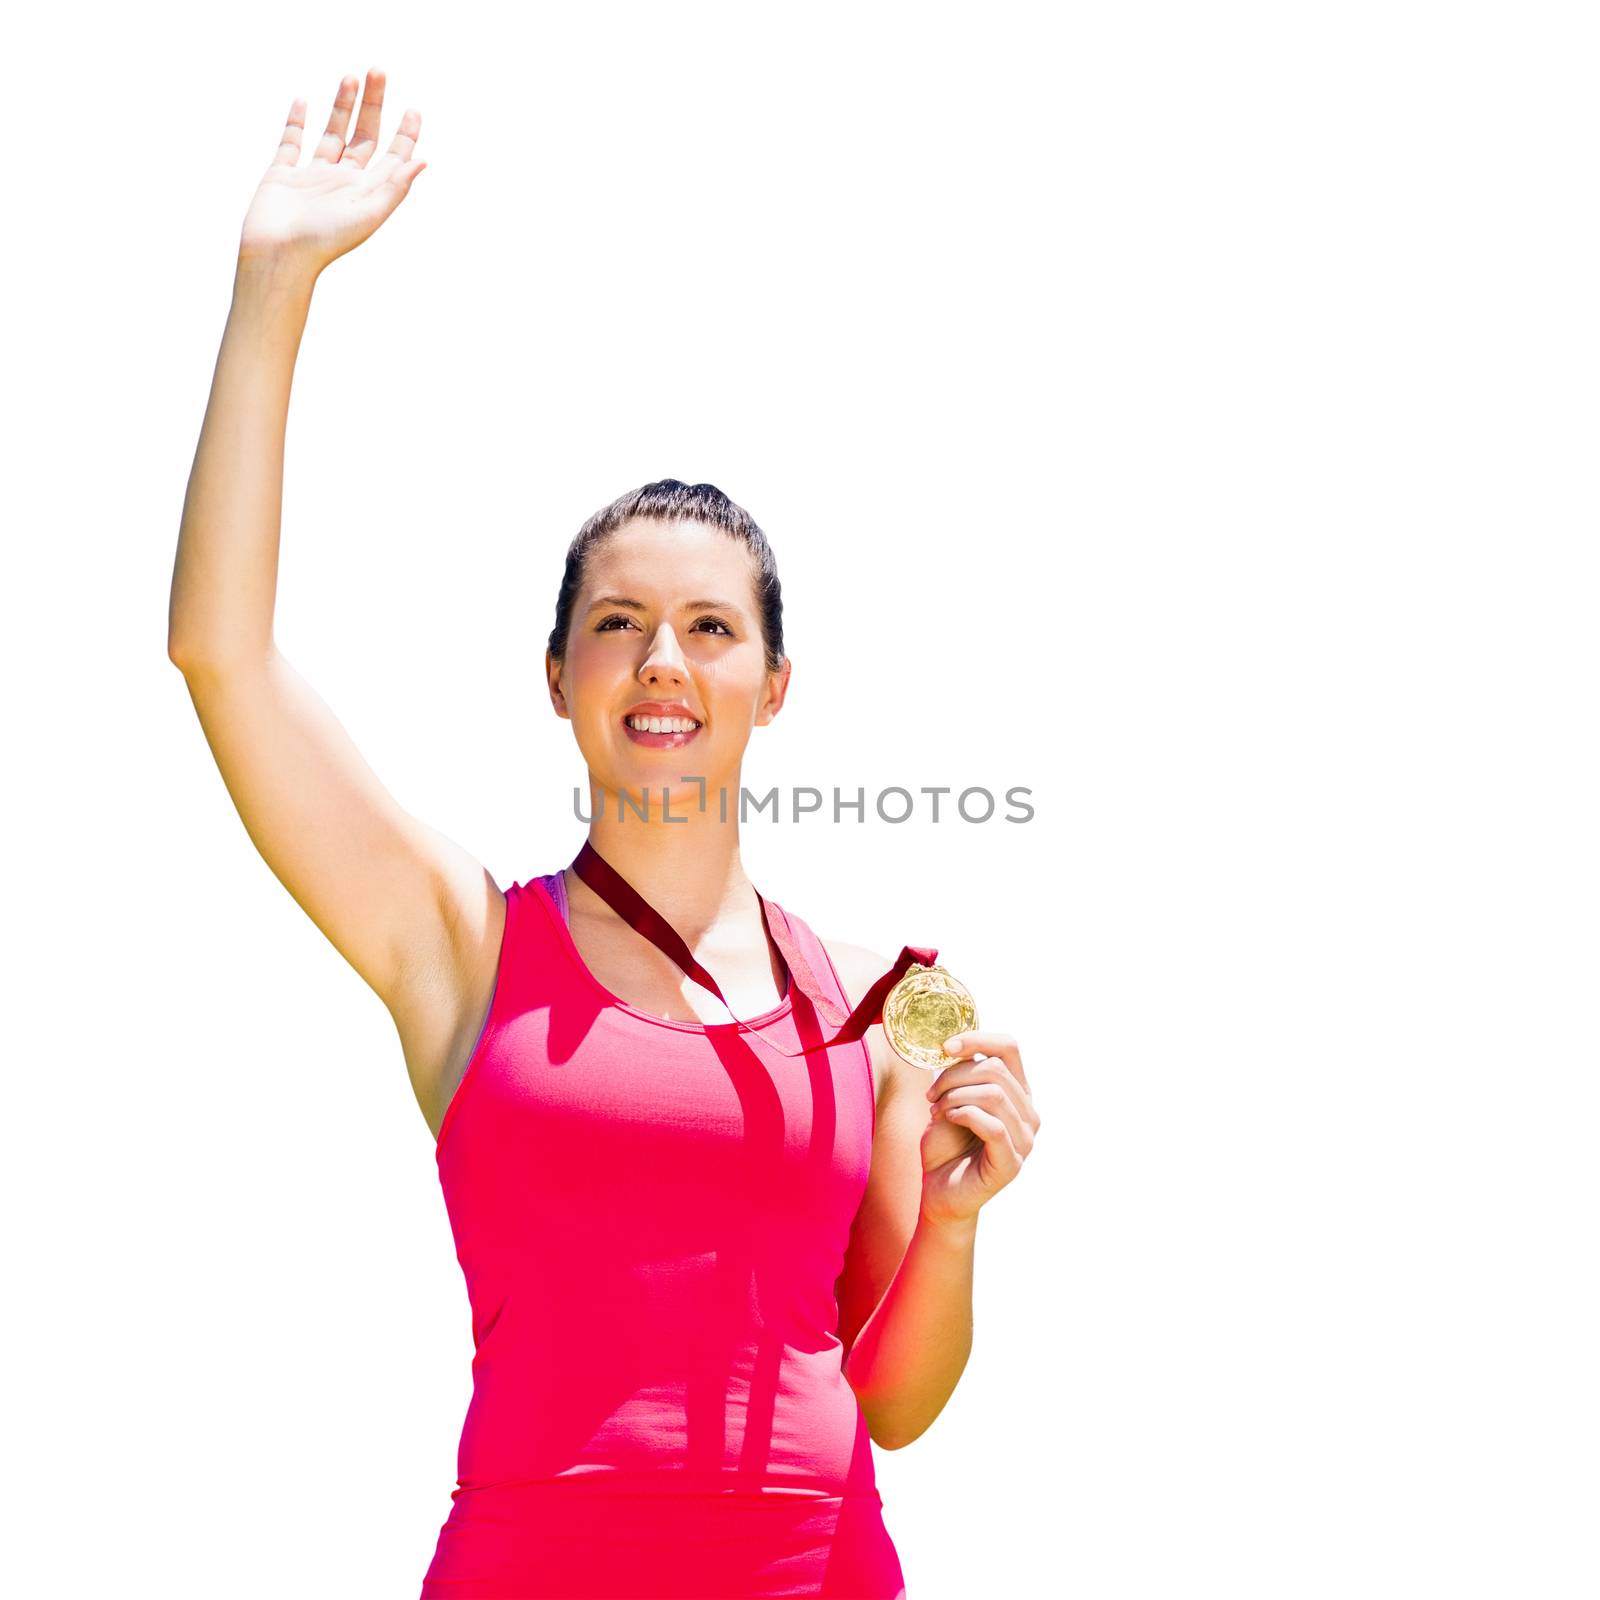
[422,487,936,1597]
[168,64,1038,1600]
[542,481,791,842]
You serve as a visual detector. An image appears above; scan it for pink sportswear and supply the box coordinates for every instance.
[420,873,907,1598]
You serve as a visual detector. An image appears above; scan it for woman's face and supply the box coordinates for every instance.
[546,517,790,809]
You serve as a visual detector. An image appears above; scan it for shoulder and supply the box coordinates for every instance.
[817,936,903,1111]
[816,936,890,1005]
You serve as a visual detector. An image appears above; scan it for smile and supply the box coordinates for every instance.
[622,715,703,748]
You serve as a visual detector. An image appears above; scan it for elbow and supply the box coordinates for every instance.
[872,1423,926,1452]
[847,1355,916,1449]
[862,1387,946,1451]
[869,1416,924,1451]
[861,1398,913,1452]
[167,637,274,676]
[167,630,206,672]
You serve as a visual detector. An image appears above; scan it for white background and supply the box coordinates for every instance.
[5,3,1596,1596]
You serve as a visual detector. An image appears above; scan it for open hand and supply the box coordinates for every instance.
[239,68,427,275]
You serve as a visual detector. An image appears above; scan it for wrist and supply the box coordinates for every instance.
[232,248,320,313]
[916,1202,979,1247]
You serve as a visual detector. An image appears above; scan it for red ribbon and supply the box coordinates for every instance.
[572,840,937,1058]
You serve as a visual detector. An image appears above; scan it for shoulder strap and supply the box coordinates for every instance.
[531,870,568,922]
[759,896,852,1027]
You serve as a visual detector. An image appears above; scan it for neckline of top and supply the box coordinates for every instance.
[526,876,797,1035]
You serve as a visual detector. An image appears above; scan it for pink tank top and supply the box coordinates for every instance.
[429,872,890,1521]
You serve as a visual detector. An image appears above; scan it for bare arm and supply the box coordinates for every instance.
[168,252,312,667]
[168,73,493,1107]
[825,939,980,1450]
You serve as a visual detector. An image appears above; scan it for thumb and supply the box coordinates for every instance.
[382,158,427,196]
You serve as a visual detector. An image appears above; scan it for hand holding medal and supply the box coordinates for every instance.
[918,1029,1039,1228]
[878,948,1037,1230]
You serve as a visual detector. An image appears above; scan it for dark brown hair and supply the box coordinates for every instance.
[547,479,785,673]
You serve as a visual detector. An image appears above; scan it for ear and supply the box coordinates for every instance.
[546,648,570,719]
[755,656,792,727]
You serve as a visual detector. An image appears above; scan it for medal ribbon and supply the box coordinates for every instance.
[571,840,937,1059]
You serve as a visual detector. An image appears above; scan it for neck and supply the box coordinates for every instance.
[568,783,756,936]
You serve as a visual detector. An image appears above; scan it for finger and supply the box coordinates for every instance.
[942,1104,1024,1178]
[311,74,360,164]
[940,1031,1028,1093]
[340,66,387,167]
[937,1082,1035,1157]
[347,154,428,234]
[272,98,307,167]
[377,156,428,205]
[926,1058,1028,1115]
[928,1056,1024,1094]
[375,107,424,173]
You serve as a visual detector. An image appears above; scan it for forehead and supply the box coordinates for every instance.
[582,518,755,608]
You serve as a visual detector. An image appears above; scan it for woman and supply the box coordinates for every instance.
[168,69,1041,1599]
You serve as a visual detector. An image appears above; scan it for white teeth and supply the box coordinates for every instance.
[627,715,700,733]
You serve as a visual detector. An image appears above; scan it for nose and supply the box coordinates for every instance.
[637,622,690,692]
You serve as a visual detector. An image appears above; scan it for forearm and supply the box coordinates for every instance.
[845,1210,977,1450]
[168,253,317,668]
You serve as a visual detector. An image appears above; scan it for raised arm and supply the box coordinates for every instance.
[168,72,499,1129]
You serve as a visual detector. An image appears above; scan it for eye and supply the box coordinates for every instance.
[595,614,732,636]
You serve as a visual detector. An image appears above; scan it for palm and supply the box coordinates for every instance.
[240,68,426,272]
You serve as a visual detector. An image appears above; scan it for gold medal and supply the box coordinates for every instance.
[881,962,978,1070]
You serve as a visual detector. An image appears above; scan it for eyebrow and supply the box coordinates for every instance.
[584,595,742,614]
